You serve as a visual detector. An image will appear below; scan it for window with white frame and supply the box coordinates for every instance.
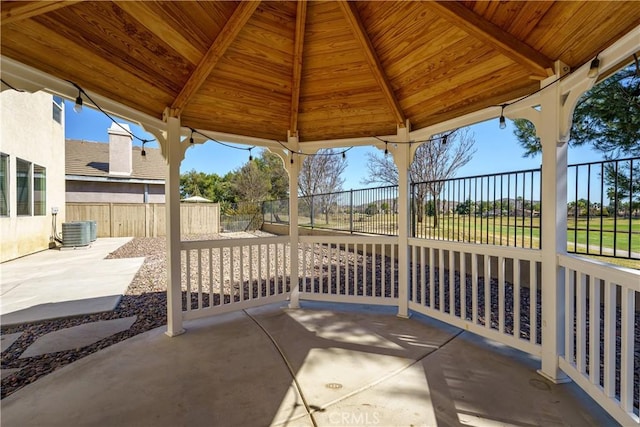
[33,165,46,216]
[16,158,31,216]
[0,153,8,216]
[52,96,63,124]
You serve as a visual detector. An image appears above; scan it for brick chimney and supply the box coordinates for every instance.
[108,123,132,176]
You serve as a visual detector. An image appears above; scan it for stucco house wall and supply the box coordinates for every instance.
[0,90,66,262]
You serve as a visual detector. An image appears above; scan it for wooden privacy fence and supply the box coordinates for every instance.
[65,203,220,237]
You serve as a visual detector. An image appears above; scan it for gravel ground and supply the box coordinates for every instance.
[2,234,638,409]
[0,232,268,399]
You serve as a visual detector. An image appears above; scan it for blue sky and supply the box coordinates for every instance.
[64,100,605,190]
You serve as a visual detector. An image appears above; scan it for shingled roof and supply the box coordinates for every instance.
[65,139,165,181]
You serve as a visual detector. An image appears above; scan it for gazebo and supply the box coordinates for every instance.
[2,1,639,424]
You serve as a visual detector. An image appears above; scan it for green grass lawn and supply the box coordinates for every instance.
[296,213,639,255]
[567,217,640,254]
[274,213,639,269]
[415,214,541,248]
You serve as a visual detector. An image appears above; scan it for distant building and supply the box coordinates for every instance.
[0,90,66,262]
[65,123,165,203]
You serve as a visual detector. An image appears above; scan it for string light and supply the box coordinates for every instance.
[633,53,640,77]
[68,82,155,157]
[373,133,453,149]
[275,140,352,159]
[190,128,255,157]
[491,63,578,129]
[51,61,619,160]
[588,54,600,79]
[73,89,83,113]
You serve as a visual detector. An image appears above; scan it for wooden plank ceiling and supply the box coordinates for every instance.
[2,1,639,143]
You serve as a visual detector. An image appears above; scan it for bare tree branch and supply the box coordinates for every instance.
[362,129,476,186]
[299,149,348,224]
[361,152,397,186]
[362,129,476,224]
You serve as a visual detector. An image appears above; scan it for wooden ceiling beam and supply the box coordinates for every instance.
[115,2,203,65]
[425,1,554,78]
[170,1,260,117]
[289,0,308,136]
[338,0,407,127]
[1,1,81,25]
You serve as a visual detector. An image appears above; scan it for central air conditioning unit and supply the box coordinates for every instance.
[62,222,91,247]
[74,220,97,241]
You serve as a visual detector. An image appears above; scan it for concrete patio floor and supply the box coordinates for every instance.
[0,238,143,326]
[0,301,617,427]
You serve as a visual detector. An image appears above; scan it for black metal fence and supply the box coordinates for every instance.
[263,186,399,235]
[221,201,263,232]
[411,167,542,249]
[263,157,639,261]
[567,157,638,259]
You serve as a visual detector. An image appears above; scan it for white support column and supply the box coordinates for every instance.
[287,134,301,309]
[163,113,186,337]
[536,61,570,383]
[392,124,411,318]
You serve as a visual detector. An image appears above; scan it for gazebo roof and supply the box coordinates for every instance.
[2,1,639,143]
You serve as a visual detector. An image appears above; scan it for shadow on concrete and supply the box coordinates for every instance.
[0,295,123,326]
[0,302,617,426]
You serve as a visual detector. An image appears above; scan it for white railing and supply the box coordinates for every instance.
[179,233,639,425]
[181,236,291,320]
[558,254,639,426]
[408,238,543,356]
[298,235,399,305]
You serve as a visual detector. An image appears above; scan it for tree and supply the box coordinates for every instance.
[232,161,271,203]
[365,203,378,216]
[513,65,640,158]
[513,65,640,216]
[425,200,436,217]
[180,169,236,206]
[299,149,348,224]
[362,128,476,226]
[456,199,473,215]
[180,169,209,199]
[255,150,289,200]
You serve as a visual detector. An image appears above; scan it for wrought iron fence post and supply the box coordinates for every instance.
[349,189,354,233]
[410,183,416,237]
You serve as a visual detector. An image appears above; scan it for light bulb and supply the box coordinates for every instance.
[587,57,600,79]
[73,94,83,113]
[499,115,506,129]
